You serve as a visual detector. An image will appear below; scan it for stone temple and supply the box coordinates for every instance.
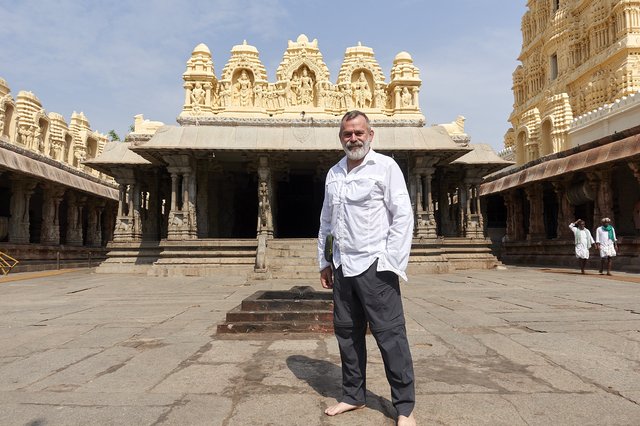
[84,35,510,277]
[0,78,117,271]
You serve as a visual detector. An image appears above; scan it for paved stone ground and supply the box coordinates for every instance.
[0,266,639,425]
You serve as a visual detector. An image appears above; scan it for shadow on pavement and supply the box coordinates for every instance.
[286,354,394,420]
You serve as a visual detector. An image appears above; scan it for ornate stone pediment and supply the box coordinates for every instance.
[177,34,425,122]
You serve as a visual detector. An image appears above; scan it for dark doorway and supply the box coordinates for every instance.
[205,171,258,238]
[276,173,324,237]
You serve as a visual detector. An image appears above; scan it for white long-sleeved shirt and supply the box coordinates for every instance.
[317,149,414,281]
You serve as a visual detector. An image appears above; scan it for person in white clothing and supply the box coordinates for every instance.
[318,110,416,426]
[569,219,595,274]
[595,217,618,275]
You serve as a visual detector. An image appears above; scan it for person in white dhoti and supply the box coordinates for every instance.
[595,217,618,275]
[569,219,595,274]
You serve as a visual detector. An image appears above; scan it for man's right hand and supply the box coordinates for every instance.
[320,266,333,289]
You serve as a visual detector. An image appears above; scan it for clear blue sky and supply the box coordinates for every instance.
[0,0,526,152]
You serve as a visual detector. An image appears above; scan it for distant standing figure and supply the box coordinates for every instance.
[595,217,618,275]
[569,219,594,274]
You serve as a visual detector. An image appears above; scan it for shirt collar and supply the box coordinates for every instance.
[338,148,377,173]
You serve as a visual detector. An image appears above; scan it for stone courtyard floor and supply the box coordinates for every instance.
[0,266,639,425]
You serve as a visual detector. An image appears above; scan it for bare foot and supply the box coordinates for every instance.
[398,412,416,426]
[324,402,365,416]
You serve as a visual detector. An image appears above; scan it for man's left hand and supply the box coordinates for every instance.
[320,266,333,289]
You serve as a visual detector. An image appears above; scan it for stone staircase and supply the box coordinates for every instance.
[266,238,320,279]
[217,286,333,334]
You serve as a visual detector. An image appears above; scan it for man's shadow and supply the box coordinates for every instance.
[286,355,394,420]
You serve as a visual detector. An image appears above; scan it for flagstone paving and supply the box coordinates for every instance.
[0,266,639,425]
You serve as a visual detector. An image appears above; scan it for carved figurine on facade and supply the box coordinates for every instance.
[190,82,206,112]
[234,70,253,107]
[254,83,264,108]
[352,71,372,108]
[299,67,314,105]
[287,72,301,106]
[401,87,412,107]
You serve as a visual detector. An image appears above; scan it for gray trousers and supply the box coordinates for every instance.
[332,260,415,417]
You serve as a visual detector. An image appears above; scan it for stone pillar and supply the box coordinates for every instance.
[184,82,193,108]
[525,184,546,240]
[458,182,469,237]
[187,170,198,238]
[504,190,525,242]
[86,200,105,247]
[40,184,66,245]
[552,179,573,239]
[66,193,85,246]
[464,178,484,238]
[414,166,437,238]
[8,177,37,244]
[132,182,143,240]
[170,173,179,212]
[117,184,126,217]
[167,165,197,240]
[103,202,116,244]
[196,164,209,238]
[257,156,274,238]
[591,170,614,222]
[437,178,454,236]
[145,171,161,241]
[113,179,142,242]
[167,170,183,240]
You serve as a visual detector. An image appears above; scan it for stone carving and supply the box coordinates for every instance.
[352,71,372,108]
[509,1,640,164]
[374,83,387,109]
[287,72,301,106]
[115,218,133,232]
[401,87,412,107]
[299,67,314,105]
[258,181,272,232]
[254,83,264,108]
[190,82,206,112]
[265,85,278,109]
[219,82,231,107]
[234,70,253,106]
[175,35,426,121]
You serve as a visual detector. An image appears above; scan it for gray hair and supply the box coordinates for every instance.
[340,110,371,131]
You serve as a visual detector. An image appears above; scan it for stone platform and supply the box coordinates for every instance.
[217,286,333,334]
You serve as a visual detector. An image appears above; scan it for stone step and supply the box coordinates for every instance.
[217,320,333,334]
[217,286,333,334]
[268,257,319,266]
[225,308,333,323]
[269,249,317,257]
[269,269,320,280]
[241,289,332,311]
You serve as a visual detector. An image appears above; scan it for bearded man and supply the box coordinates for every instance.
[318,110,416,426]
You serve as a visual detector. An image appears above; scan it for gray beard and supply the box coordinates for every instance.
[343,139,371,161]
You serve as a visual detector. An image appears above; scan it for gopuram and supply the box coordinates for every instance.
[87,35,510,277]
[0,78,118,272]
[481,0,640,272]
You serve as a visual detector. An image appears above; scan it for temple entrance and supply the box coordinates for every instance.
[275,172,324,237]
[202,170,258,238]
